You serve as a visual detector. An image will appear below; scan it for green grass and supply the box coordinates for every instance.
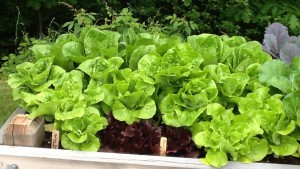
[0,78,19,126]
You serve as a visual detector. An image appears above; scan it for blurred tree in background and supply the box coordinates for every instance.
[1,0,299,64]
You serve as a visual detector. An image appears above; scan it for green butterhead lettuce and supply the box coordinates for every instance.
[191,103,268,168]
[83,28,121,59]
[160,78,217,127]
[61,107,108,151]
[9,26,298,163]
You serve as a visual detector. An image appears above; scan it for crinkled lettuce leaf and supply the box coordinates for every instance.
[191,103,268,168]
[61,107,108,151]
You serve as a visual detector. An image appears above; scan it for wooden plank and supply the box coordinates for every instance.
[160,137,167,156]
[2,114,45,147]
[0,145,299,169]
[0,108,26,145]
[51,130,60,149]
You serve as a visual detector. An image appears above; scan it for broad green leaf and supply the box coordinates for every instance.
[221,35,246,47]
[51,33,78,71]
[283,91,300,125]
[161,43,202,69]
[204,149,228,168]
[276,120,295,135]
[112,98,156,124]
[187,34,223,66]
[78,57,124,82]
[178,78,218,109]
[62,41,87,63]
[220,73,249,97]
[131,98,156,119]
[259,59,292,93]
[112,100,136,124]
[83,79,105,105]
[161,94,205,127]
[84,28,120,58]
[241,138,269,162]
[80,134,101,151]
[30,45,52,59]
[138,53,161,78]
[290,127,300,140]
[8,62,33,88]
[61,133,80,151]
[270,135,299,156]
[68,132,88,144]
[206,103,225,117]
[193,131,210,148]
[55,107,85,121]
[156,66,190,88]
[31,57,53,86]
[129,45,156,70]
[28,102,57,120]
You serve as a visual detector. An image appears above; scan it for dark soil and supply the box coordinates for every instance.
[260,155,300,165]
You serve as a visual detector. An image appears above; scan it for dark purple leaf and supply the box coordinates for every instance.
[162,126,200,158]
[99,114,162,155]
[290,36,300,46]
[99,113,201,157]
[265,23,290,49]
[262,34,279,58]
[262,23,290,58]
[280,43,300,64]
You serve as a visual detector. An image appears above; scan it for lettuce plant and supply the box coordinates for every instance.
[191,103,268,168]
[100,114,199,157]
[8,26,299,168]
[238,87,298,156]
[79,56,157,124]
[160,77,217,127]
[61,107,108,151]
[260,57,300,133]
[106,70,157,124]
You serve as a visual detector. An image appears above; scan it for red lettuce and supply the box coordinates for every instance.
[99,114,200,157]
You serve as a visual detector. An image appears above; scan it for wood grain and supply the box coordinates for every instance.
[0,145,299,169]
[2,112,45,147]
[0,108,26,145]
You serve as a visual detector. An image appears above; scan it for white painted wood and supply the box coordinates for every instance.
[0,145,299,169]
[0,108,26,145]
[1,109,299,169]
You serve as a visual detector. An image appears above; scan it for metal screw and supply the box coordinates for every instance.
[10,164,18,169]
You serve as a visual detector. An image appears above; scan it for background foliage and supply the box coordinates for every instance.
[1,0,300,68]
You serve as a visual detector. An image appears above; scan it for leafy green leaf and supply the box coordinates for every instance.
[204,149,228,168]
[112,98,156,124]
[161,94,205,127]
[84,28,120,58]
[270,135,299,156]
[129,45,156,70]
[62,41,87,63]
[283,91,300,125]
[240,138,269,162]
[259,59,292,93]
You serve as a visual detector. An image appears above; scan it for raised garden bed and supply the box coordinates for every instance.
[3,26,300,168]
[1,145,299,169]
[1,108,300,169]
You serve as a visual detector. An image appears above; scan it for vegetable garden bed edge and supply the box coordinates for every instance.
[0,108,299,169]
[1,145,299,169]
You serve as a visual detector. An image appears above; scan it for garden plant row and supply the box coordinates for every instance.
[7,23,300,168]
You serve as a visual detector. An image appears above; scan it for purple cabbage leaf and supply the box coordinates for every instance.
[262,23,300,63]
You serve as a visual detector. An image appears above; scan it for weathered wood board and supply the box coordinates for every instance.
[0,108,26,145]
[1,108,300,169]
[0,145,300,169]
[3,114,44,147]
